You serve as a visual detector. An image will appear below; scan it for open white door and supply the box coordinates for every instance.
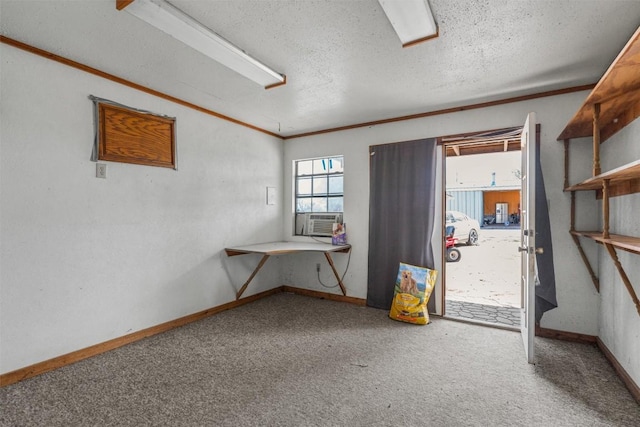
[520,112,536,364]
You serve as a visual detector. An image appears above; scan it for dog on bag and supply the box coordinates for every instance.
[399,270,418,296]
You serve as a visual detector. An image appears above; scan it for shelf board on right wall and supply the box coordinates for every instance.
[564,159,640,197]
[558,28,640,142]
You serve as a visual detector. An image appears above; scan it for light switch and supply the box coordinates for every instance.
[266,187,276,205]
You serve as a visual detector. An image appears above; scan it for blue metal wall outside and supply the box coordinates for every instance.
[446,190,484,225]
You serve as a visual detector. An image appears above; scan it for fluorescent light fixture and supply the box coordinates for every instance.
[117,0,286,89]
[378,0,438,47]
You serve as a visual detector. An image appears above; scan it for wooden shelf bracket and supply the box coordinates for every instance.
[603,179,610,239]
[570,191,600,291]
[592,103,601,176]
[564,139,570,190]
[603,243,640,317]
[571,233,601,292]
[600,178,640,315]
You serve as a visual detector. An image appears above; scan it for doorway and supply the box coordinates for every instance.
[442,129,522,329]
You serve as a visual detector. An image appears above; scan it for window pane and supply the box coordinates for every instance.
[312,197,327,212]
[297,160,313,176]
[296,198,312,212]
[328,176,343,194]
[328,196,343,212]
[313,158,328,174]
[329,157,343,173]
[312,176,328,195]
[294,156,343,218]
[297,177,312,196]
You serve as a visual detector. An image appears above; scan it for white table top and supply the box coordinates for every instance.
[225,241,351,255]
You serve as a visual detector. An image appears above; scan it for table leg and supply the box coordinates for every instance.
[236,254,270,300]
[324,252,347,296]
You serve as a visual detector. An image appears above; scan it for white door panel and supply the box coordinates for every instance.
[520,113,536,364]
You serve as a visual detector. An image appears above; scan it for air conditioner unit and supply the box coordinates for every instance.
[299,212,342,236]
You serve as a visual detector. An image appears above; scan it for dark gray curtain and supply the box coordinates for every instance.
[535,135,558,322]
[367,138,438,311]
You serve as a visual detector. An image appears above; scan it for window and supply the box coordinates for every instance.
[295,156,344,213]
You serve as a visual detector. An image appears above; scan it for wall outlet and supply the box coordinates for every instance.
[96,163,107,179]
[316,263,321,272]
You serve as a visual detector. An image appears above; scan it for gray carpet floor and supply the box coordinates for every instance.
[1,293,638,426]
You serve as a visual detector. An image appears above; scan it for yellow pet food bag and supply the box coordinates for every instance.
[389,262,437,325]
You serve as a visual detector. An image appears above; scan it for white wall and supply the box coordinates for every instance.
[593,118,640,384]
[0,45,284,374]
[282,91,601,337]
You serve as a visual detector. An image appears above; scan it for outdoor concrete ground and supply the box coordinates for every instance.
[445,227,521,308]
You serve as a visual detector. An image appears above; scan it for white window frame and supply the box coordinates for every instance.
[294,156,344,214]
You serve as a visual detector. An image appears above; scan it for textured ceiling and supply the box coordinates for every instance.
[1,0,639,137]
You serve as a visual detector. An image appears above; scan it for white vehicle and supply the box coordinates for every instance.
[445,211,480,245]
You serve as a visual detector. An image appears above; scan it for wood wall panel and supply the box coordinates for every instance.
[99,103,176,168]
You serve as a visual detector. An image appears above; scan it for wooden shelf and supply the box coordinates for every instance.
[571,230,640,255]
[562,28,640,318]
[557,28,640,142]
[564,159,640,196]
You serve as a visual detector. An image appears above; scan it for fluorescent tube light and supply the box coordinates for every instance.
[378,0,438,47]
[118,0,286,89]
